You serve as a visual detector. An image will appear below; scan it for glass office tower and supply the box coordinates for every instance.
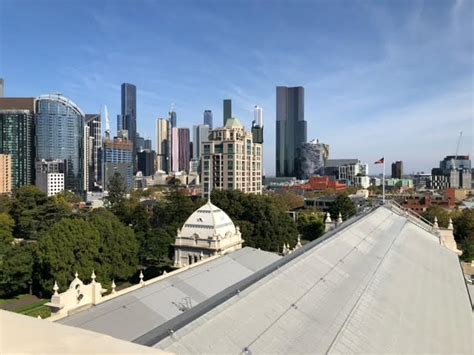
[204,110,213,129]
[276,86,307,177]
[121,83,137,170]
[36,94,84,193]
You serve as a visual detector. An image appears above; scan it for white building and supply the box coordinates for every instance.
[35,159,65,196]
[354,175,370,189]
[174,200,243,267]
[156,118,169,173]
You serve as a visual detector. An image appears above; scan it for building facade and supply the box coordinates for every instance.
[35,159,65,196]
[84,113,102,191]
[223,99,232,126]
[156,118,169,172]
[35,94,84,193]
[251,105,264,145]
[0,98,36,188]
[171,127,180,172]
[203,110,213,129]
[295,139,329,179]
[178,128,190,173]
[201,117,263,198]
[324,159,368,185]
[276,86,307,177]
[391,161,404,179]
[103,132,133,190]
[0,154,12,194]
[137,150,156,177]
[120,83,137,170]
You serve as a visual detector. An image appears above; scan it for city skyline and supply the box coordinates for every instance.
[1,0,472,175]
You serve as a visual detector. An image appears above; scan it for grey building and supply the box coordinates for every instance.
[204,110,213,129]
[0,98,36,188]
[103,132,133,190]
[169,109,177,128]
[36,94,84,193]
[178,128,190,173]
[144,139,152,150]
[137,150,156,177]
[0,79,3,97]
[223,99,232,126]
[295,139,329,179]
[84,113,102,191]
[121,83,137,170]
[391,160,403,179]
[276,86,307,177]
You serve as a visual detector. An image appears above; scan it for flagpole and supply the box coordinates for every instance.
[382,158,385,204]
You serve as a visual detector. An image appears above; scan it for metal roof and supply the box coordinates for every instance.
[58,247,280,341]
[156,207,473,354]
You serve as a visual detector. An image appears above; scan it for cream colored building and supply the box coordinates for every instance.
[201,117,262,198]
[0,154,12,194]
[174,200,243,267]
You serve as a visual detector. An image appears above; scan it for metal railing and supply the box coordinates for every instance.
[385,199,438,236]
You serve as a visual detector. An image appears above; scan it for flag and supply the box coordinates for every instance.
[374,157,384,164]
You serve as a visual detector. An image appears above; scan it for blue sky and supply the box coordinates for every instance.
[1,0,472,175]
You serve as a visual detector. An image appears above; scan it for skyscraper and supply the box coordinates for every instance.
[144,139,152,150]
[178,128,190,173]
[0,79,4,97]
[204,110,213,129]
[391,161,404,179]
[171,127,179,172]
[223,99,232,126]
[192,124,210,160]
[121,83,137,170]
[276,86,307,177]
[137,150,156,176]
[84,113,102,191]
[156,118,169,172]
[36,94,84,193]
[252,105,264,144]
[0,97,35,188]
[103,131,133,190]
[169,109,177,128]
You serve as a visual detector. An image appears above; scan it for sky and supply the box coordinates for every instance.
[1,0,472,175]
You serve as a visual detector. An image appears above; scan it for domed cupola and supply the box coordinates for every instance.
[173,201,243,267]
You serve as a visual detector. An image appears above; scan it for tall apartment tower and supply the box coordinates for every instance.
[156,118,169,172]
[0,79,4,97]
[103,131,133,190]
[201,117,263,199]
[223,99,232,126]
[121,83,137,170]
[204,110,213,129]
[0,154,12,194]
[170,127,180,172]
[276,86,307,177]
[178,128,190,173]
[169,109,177,128]
[391,161,404,179]
[0,97,36,188]
[252,105,264,144]
[84,113,102,191]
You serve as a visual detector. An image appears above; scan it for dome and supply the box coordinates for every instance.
[224,117,243,129]
[180,201,237,239]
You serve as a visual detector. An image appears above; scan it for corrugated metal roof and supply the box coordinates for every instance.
[156,207,473,354]
[58,247,280,341]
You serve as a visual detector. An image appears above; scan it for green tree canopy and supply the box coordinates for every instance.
[297,213,325,242]
[87,209,139,282]
[329,193,357,220]
[453,209,474,261]
[106,173,127,209]
[421,205,450,228]
[37,218,101,294]
[0,243,35,297]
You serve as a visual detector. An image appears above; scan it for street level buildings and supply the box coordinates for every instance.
[201,117,263,199]
[0,97,36,188]
[35,159,65,196]
[0,154,12,194]
[276,86,307,177]
[35,94,84,193]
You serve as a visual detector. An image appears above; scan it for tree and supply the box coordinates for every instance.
[0,213,14,246]
[453,209,474,261]
[0,243,35,297]
[276,191,304,210]
[106,173,127,209]
[152,190,202,230]
[297,213,325,242]
[139,228,175,266]
[329,193,357,220]
[37,218,101,294]
[11,186,48,239]
[421,205,450,228]
[87,209,139,282]
[211,190,298,252]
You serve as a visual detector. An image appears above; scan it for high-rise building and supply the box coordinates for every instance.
[0,97,35,188]
[192,124,209,160]
[156,118,169,172]
[251,105,264,144]
[178,128,190,173]
[0,154,12,194]
[136,132,145,152]
[36,94,84,193]
[103,131,133,190]
[204,110,213,129]
[295,139,329,179]
[169,109,177,128]
[223,99,232,126]
[84,113,102,191]
[391,161,404,179]
[201,117,263,198]
[0,79,4,97]
[171,127,180,172]
[144,139,152,150]
[35,159,65,196]
[121,83,137,170]
[116,114,123,132]
[137,150,156,176]
[276,86,307,177]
